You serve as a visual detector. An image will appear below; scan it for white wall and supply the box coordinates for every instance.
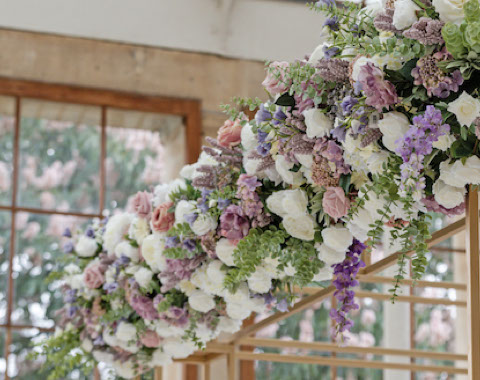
[0,0,324,62]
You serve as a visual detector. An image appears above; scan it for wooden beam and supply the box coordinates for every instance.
[358,275,467,290]
[466,188,480,380]
[234,352,468,375]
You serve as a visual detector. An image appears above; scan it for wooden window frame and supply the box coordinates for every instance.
[0,77,202,380]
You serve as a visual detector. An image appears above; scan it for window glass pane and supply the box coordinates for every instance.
[17,99,101,214]
[0,212,11,323]
[0,96,16,206]
[12,212,90,327]
[106,108,185,211]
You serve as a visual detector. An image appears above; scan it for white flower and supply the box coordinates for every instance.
[151,349,173,366]
[247,266,273,294]
[191,214,217,236]
[432,0,467,24]
[177,279,196,296]
[284,263,297,277]
[392,0,421,29]
[241,123,258,151]
[266,189,308,218]
[274,155,304,186]
[448,91,480,126]
[433,133,455,151]
[243,154,261,176]
[342,133,378,173]
[433,179,466,209]
[316,243,345,266]
[93,350,114,365]
[308,42,329,66]
[295,153,314,169]
[303,108,333,139]
[217,316,242,334]
[224,282,250,304]
[180,164,196,180]
[216,238,237,266]
[440,156,480,187]
[64,263,80,274]
[322,226,353,253]
[112,361,137,379]
[163,338,197,359]
[367,151,390,175]
[115,241,140,262]
[115,322,137,342]
[153,320,186,338]
[174,200,196,225]
[104,213,134,253]
[81,339,93,353]
[153,179,186,206]
[66,274,84,290]
[313,266,334,282]
[206,260,226,291]
[128,217,150,246]
[283,214,316,241]
[226,301,253,320]
[189,290,215,313]
[141,234,167,272]
[364,0,384,15]
[75,236,98,258]
[134,267,153,289]
[377,112,411,153]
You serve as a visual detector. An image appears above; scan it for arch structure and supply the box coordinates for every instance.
[139,188,480,380]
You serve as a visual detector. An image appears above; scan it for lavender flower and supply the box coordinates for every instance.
[315,59,350,83]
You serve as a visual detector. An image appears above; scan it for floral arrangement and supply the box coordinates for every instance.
[36,0,480,378]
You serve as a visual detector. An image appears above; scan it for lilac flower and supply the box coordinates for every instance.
[396,106,450,197]
[255,104,272,124]
[182,238,197,252]
[236,175,271,228]
[330,240,366,338]
[324,16,339,31]
[165,236,180,248]
[340,96,358,115]
[62,228,72,238]
[323,46,340,59]
[63,241,74,254]
[85,227,95,238]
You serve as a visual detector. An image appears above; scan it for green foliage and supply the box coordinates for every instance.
[168,181,201,205]
[164,222,202,259]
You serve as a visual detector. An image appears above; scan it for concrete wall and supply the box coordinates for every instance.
[0,28,268,139]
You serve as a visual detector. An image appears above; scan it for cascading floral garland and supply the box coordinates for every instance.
[35,0,480,378]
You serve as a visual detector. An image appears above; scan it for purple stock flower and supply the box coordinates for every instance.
[63,241,74,254]
[62,228,72,238]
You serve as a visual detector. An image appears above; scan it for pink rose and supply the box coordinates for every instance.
[130,191,152,219]
[151,202,175,232]
[83,262,105,289]
[140,330,162,348]
[322,187,350,221]
[217,118,244,149]
[262,61,291,95]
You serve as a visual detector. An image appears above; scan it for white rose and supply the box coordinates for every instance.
[134,267,153,289]
[104,213,134,253]
[93,350,114,365]
[224,282,250,304]
[346,221,369,242]
[432,133,455,151]
[216,238,237,266]
[163,338,197,359]
[432,180,465,209]
[81,339,93,353]
[177,279,197,296]
[67,274,84,290]
[191,214,218,236]
[241,123,258,151]
[367,151,390,175]
[189,290,215,313]
[308,42,329,66]
[75,236,98,258]
[377,112,411,153]
[295,153,314,169]
[447,91,480,127]
[440,156,480,187]
[247,266,273,294]
[64,263,80,274]
[153,319,186,338]
[266,189,308,218]
[115,322,137,342]
[180,164,196,180]
[115,241,140,262]
[151,349,173,366]
[174,200,196,225]
[432,0,466,24]
[322,225,353,253]
[312,266,334,282]
[112,361,136,379]
[217,316,242,334]
[141,234,167,273]
[283,214,316,241]
[128,217,150,246]
[274,155,304,186]
[316,243,345,266]
[226,301,252,320]
[206,261,226,289]
[303,108,333,139]
[393,0,421,29]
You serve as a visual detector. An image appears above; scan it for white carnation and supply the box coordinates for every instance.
[217,316,242,334]
[115,241,140,262]
[439,156,480,187]
[283,214,316,241]
[191,214,217,236]
[112,361,137,379]
[104,213,134,253]
[447,91,480,127]
[312,266,334,282]
[93,350,114,365]
[189,290,215,313]
[241,123,258,151]
[226,301,252,320]
[377,112,411,153]
[316,243,345,266]
[303,108,333,139]
[432,179,466,209]
[151,349,173,366]
[128,217,150,245]
[392,0,421,29]
[367,151,390,175]
[216,238,237,266]
[177,279,197,297]
[247,266,273,294]
[81,339,93,353]
[322,226,353,253]
[75,236,98,258]
[180,163,196,180]
[163,338,197,359]
[274,155,304,186]
[432,0,467,24]
[266,189,308,218]
[64,263,80,274]
[141,234,167,273]
[134,267,153,289]
[115,322,137,343]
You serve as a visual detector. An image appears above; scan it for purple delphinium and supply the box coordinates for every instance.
[62,228,72,238]
[340,96,358,115]
[324,16,339,31]
[85,227,95,238]
[330,239,366,339]
[255,104,272,124]
[323,46,340,59]
[396,106,450,197]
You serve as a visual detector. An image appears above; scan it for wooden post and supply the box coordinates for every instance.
[228,345,239,380]
[466,187,480,380]
[202,363,210,380]
[154,367,163,380]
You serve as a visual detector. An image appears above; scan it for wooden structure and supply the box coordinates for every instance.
[143,188,479,380]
